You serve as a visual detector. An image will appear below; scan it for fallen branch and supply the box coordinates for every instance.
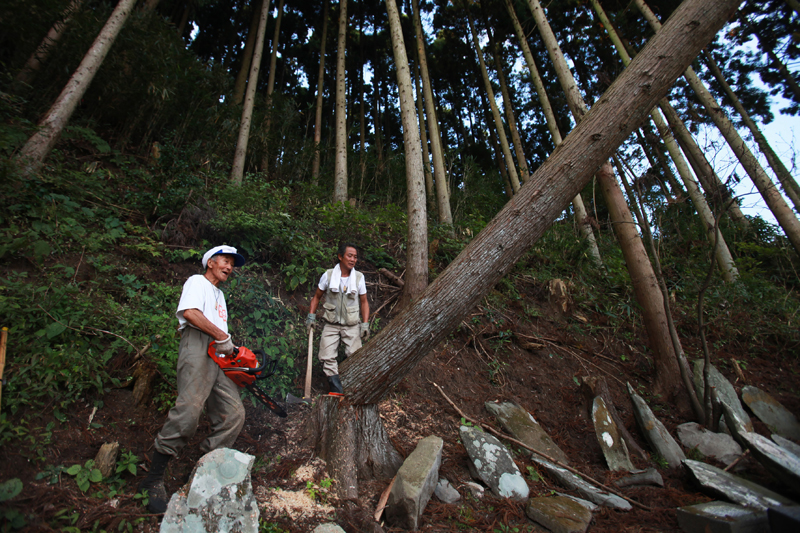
[723,449,749,472]
[379,268,405,288]
[430,381,656,511]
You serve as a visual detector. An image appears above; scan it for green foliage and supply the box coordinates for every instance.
[305,477,333,503]
[259,519,290,533]
[65,460,103,493]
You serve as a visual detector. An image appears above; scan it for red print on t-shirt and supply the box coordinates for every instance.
[218,306,227,321]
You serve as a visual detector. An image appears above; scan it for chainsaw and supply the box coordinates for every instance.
[207,342,287,418]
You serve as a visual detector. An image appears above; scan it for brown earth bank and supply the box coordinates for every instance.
[2,264,799,533]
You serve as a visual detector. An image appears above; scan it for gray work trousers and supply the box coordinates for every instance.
[318,323,361,376]
[154,327,245,457]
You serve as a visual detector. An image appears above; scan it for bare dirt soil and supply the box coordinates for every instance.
[3,270,799,533]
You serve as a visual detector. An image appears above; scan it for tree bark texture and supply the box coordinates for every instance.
[386,0,429,307]
[702,49,800,212]
[506,0,602,264]
[16,0,85,86]
[229,0,270,185]
[17,0,138,175]
[412,0,453,227]
[465,7,521,193]
[637,0,800,256]
[413,60,435,212]
[340,0,742,405]
[232,0,263,106]
[311,0,329,185]
[333,0,349,204]
[304,397,403,498]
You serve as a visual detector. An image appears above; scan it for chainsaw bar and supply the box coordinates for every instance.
[246,384,287,418]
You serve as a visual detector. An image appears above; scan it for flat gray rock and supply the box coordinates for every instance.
[742,386,800,441]
[592,396,634,472]
[531,456,631,511]
[677,422,743,466]
[739,431,800,495]
[721,401,755,448]
[683,459,795,511]
[161,448,258,533]
[459,426,529,501]
[385,436,443,530]
[773,434,800,458]
[485,401,569,464]
[627,383,686,468]
[693,361,753,434]
[676,501,767,533]
[614,468,664,488]
[434,478,460,504]
[311,525,346,533]
[526,496,592,533]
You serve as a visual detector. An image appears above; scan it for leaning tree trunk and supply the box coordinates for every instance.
[17,0,138,176]
[229,0,270,185]
[311,0,329,185]
[465,7,521,194]
[16,0,84,86]
[637,0,800,257]
[412,0,453,227]
[589,0,739,282]
[413,61,435,212]
[492,37,530,183]
[529,0,686,393]
[702,49,800,212]
[338,0,741,406]
[505,0,603,265]
[333,0,349,204]
[386,0,428,308]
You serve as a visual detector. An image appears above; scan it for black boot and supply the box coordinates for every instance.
[328,374,344,396]
[137,450,171,514]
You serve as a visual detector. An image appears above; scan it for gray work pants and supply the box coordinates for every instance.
[317,323,361,376]
[155,327,245,457]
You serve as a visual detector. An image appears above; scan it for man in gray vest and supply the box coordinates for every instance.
[306,243,369,395]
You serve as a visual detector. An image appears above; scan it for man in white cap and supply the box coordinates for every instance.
[138,245,246,513]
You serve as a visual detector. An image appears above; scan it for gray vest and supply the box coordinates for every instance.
[321,269,363,326]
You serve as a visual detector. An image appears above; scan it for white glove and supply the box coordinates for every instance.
[215,334,235,355]
[360,322,370,340]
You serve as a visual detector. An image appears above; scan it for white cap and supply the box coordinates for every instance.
[202,245,246,268]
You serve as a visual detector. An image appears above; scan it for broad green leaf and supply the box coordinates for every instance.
[45,321,66,339]
[0,478,23,502]
[65,465,82,476]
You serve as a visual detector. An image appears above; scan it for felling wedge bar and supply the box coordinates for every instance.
[430,381,658,511]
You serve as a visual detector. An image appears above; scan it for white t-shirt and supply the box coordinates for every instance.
[318,270,367,295]
[176,274,228,333]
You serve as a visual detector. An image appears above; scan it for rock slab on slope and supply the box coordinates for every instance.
[460,426,529,501]
[311,525,346,533]
[676,501,767,533]
[683,459,796,511]
[485,401,569,464]
[525,496,592,533]
[592,396,634,472]
[692,360,753,434]
[160,448,258,533]
[741,386,800,441]
[531,456,631,511]
[773,434,800,458]
[627,383,686,468]
[677,422,743,466]
[434,478,460,504]
[739,431,800,495]
[385,435,443,530]
[614,468,664,488]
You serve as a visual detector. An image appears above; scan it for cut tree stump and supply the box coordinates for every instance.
[304,396,403,499]
[131,361,157,407]
[94,442,120,478]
